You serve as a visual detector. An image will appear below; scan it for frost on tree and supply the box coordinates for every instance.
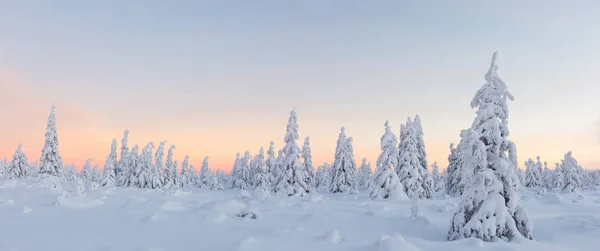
[116,130,130,186]
[39,103,64,177]
[198,156,212,188]
[101,154,116,187]
[163,145,177,188]
[274,109,311,196]
[315,163,332,192]
[370,121,407,200]
[133,142,155,189]
[397,119,428,199]
[179,155,192,188]
[330,127,358,194]
[301,136,315,187]
[560,151,582,193]
[357,157,373,191]
[7,144,29,179]
[448,52,533,242]
[265,141,277,184]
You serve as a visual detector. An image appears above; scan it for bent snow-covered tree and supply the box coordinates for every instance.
[448,52,533,242]
[39,103,64,177]
[274,109,311,196]
[371,121,407,200]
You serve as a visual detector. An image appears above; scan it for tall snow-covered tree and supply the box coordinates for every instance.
[315,163,332,192]
[198,156,212,188]
[330,127,358,194]
[164,145,177,188]
[109,138,118,176]
[357,158,373,191]
[101,154,116,187]
[179,155,192,187]
[274,109,311,196]
[265,141,277,184]
[301,137,315,187]
[371,121,406,200]
[7,144,29,179]
[39,103,64,177]
[448,52,532,242]
[412,115,428,171]
[560,151,582,193]
[116,130,129,182]
[150,141,167,189]
[397,119,428,199]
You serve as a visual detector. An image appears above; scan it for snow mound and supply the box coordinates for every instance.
[0,180,17,188]
[540,193,563,204]
[212,213,228,223]
[55,195,104,209]
[364,210,377,216]
[323,230,344,244]
[86,182,100,191]
[160,202,186,212]
[377,233,420,251]
[172,189,191,197]
[3,199,15,205]
[237,237,257,251]
[203,199,247,214]
[237,208,261,219]
[23,206,32,214]
[239,190,252,199]
[309,194,324,202]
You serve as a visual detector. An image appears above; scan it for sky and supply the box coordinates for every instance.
[1,1,599,172]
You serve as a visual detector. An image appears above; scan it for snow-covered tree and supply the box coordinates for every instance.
[92,164,100,183]
[265,141,277,184]
[397,119,428,199]
[82,159,93,182]
[272,149,284,188]
[116,130,129,183]
[39,103,64,177]
[445,129,483,197]
[62,163,77,181]
[431,162,444,193]
[541,161,552,190]
[357,158,373,191]
[197,156,212,188]
[108,138,118,177]
[330,127,358,194]
[412,115,428,171]
[371,121,407,200]
[560,151,582,193]
[133,142,155,188]
[7,144,29,179]
[315,163,331,192]
[301,137,315,188]
[448,52,532,242]
[274,109,311,196]
[0,157,7,177]
[251,148,270,190]
[100,154,116,187]
[163,145,177,188]
[122,145,139,187]
[178,155,192,187]
[524,158,540,187]
[216,169,226,187]
[230,152,250,190]
[250,148,265,184]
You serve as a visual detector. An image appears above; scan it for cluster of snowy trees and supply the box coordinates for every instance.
[1,53,599,244]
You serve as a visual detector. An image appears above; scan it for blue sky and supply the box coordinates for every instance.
[1,1,599,170]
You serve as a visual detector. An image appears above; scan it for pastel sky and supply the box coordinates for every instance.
[1,1,599,172]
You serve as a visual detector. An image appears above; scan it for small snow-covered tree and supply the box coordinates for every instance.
[445,143,459,194]
[116,130,129,183]
[252,149,271,192]
[109,138,118,177]
[216,169,226,187]
[82,159,93,182]
[560,151,582,193]
[524,158,540,187]
[431,162,444,193]
[330,127,357,194]
[272,149,284,188]
[178,155,192,187]
[92,164,100,183]
[0,157,7,177]
[274,109,311,196]
[315,163,331,192]
[301,137,315,188]
[7,144,29,179]
[265,141,277,184]
[163,145,177,188]
[39,103,64,177]
[198,156,211,188]
[371,121,407,200]
[62,163,76,181]
[448,52,532,242]
[152,141,167,188]
[541,161,552,190]
[133,142,155,188]
[357,158,373,191]
[231,152,251,190]
[412,115,428,171]
[228,153,241,188]
[100,154,116,187]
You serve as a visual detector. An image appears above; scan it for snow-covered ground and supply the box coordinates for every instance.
[0,180,598,251]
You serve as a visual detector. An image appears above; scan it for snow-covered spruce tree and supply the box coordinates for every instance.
[121,145,138,186]
[272,149,285,189]
[109,138,118,177]
[560,151,582,193]
[446,129,484,197]
[163,145,177,188]
[315,163,331,192]
[252,148,271,192]
[101,154,116,187]
[265,141,277,184]
[208,170,225,190]
[133,142,155,188]
[431,162,445,193]
[445,143,459,194]
[178,155,192,188]
[39,103,64,177]
[152,141,167,188]
[274,109,311,196]
[330,127,358,194]
[412,115,428,171]
[250,148,265,184]
[7,144,29,179]
[397,119,428,199]
[516,167,525,189]
[371,121,407,200]
[82,159,93,182]
[198,156,211,188]
[301,136,315,188]
[92,164,100,183]
[541,161,552,190]
[62,163,77,181]
[0,157,7,177]
[216,169,226,187]
[236,151,252,190]
[448,52,533,242]
[524,158,540,187]
[228,153,241,189]
[357,157,373,191]
[116,130,129,184]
